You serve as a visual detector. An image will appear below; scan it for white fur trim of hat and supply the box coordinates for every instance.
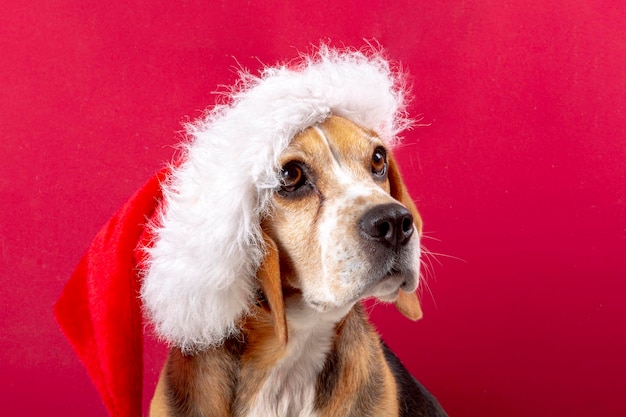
[141,45,412,352]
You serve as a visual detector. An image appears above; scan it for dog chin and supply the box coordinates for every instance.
[304,268,418,313]
[369,269,418,302]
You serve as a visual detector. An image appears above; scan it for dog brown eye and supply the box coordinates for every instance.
[371,147,387,177]
[280,162,306,193]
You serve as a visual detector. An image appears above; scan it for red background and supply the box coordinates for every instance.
[2,1,625,416]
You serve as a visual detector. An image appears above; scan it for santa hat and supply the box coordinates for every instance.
[55,45,412,417]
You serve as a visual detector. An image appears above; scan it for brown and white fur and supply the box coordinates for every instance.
[149,116,447,417]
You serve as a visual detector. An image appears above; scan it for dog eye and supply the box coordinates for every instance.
[371,147,387,177]
[279,162,307,193]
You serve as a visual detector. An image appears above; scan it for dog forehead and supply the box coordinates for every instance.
[317,115,380,160]
[281,115,381,165]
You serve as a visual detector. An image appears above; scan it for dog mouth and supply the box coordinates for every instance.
[302,248,420,312]
[364,264,418,302]
[356,226,421,302]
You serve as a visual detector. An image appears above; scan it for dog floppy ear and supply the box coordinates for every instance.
[257,231,288,347]
[387,152,424,321]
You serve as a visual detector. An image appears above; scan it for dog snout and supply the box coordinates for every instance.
[359,203,414,249]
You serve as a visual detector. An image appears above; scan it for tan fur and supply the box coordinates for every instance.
[150,368,169,417]
[256,231,288,347]
[161,343,240,416]
[150,115,422,416]
[313,307,400,417]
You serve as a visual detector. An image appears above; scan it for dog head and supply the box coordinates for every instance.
[258,115,422,345]
[141,47,419,352]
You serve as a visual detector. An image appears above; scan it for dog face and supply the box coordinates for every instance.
[261,116,422,322]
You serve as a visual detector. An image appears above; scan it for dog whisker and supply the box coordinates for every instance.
[419,232,442,242]
[423,247,467,264]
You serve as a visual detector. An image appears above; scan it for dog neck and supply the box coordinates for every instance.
[162,299,397,417]
[236,295,353,417]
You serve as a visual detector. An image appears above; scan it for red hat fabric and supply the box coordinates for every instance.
[54,168,167,417]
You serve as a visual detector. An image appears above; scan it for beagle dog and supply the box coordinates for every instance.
[149,115,447,417]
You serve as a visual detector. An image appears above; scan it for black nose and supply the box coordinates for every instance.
[359,203,414,249]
